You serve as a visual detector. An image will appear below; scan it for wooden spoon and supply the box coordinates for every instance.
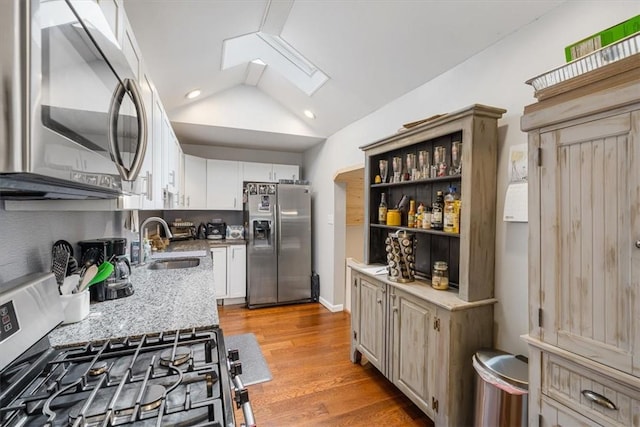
[77,264,98,293]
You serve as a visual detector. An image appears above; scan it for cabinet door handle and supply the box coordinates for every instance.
[393,306,398,313]
[377,299,382,304]
[635,240,640,249]
[581,390,617,410]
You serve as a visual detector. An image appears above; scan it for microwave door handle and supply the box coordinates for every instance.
[108,78,148,181]
[126,78,148,181]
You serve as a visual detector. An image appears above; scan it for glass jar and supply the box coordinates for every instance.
[431,261,449,290]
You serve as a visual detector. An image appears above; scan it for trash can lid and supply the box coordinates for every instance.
[474,349,528,390]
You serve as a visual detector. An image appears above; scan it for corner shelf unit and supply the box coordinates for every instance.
[360,104,506,302]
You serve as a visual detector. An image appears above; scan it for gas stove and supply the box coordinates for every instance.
[0,273,254,427]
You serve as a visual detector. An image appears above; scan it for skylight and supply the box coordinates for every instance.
[222,32,329,96]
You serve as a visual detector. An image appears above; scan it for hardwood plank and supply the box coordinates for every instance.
[218,303,434,426]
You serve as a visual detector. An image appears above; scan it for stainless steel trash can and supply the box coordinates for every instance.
[473,349,528,427]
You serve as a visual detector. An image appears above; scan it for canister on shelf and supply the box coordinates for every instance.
[387,209,401,226]
[431,261,449,290]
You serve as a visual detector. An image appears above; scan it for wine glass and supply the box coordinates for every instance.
[392,156,402,183]
[379,160,388,183]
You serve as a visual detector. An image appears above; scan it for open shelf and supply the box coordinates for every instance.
[370,223,460,238]
[371,174,461,188]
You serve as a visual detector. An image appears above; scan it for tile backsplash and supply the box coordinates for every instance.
[0,208,244,285]
[0,209,125,284]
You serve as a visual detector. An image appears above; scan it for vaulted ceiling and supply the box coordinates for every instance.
[123,0,565,152]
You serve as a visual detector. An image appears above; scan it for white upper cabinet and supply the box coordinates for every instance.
[241,162,274,182]
[97,0,124,47]
[183,154,207,209]
[207,160,242,210]
[241,162,299,183]
[272,164,299,182]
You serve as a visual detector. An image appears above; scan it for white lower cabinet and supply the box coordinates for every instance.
[227,245,246,299]
[349,266,494,427]
[211,247,227,299]
[211,245,246,302]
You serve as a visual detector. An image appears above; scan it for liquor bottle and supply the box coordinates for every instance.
[408,200,416,228]
[431,191,444,230]
[378,193,388,224]
[443,187,456,233]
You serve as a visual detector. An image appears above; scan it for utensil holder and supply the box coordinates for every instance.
[385,231,415,283]
[60,290,90,324]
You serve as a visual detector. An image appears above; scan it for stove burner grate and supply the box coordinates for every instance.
[0,328,233,427]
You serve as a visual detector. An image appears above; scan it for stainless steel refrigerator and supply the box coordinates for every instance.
[245,183,312,308]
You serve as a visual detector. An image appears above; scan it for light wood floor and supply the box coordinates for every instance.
[218,302,434,427]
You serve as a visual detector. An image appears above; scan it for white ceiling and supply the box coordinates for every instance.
[123,0,564,153]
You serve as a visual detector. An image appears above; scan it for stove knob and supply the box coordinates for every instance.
[234,388,250,408]
[228,348,240,361]
[229,360,243,377]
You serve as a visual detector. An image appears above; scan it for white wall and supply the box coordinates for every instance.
[304,1,640,355]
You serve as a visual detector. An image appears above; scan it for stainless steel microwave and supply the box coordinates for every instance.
[0,0,147,199]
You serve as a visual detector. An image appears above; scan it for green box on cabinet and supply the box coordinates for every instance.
[564,14,640,62]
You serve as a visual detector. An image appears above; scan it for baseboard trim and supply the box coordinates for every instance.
[319,297,344,312]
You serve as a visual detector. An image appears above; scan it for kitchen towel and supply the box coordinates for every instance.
[224,333,272,386]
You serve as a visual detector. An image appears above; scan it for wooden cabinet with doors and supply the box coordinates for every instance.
[522,55,640,426]
[389,286,435,416]
[348,262,494,426]
[351,271,387,373]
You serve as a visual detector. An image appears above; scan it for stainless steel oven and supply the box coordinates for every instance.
[0,0,147,199]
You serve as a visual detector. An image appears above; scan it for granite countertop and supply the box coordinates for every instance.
[49,241,218,347]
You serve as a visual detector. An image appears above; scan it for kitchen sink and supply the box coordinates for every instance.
[147,257,200,270]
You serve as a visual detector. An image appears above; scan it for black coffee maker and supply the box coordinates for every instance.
[78,238,134,302]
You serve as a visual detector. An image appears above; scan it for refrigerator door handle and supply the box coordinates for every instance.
[276,204,282,256]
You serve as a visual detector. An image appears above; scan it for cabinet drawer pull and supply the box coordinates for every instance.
[581,390,617,410]
[377,299,382,304]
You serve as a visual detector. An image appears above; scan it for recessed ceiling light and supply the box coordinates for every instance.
[185,89,201,99]
[304,110,315,119]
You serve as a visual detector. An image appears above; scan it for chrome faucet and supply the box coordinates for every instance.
[138,216,173,264]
